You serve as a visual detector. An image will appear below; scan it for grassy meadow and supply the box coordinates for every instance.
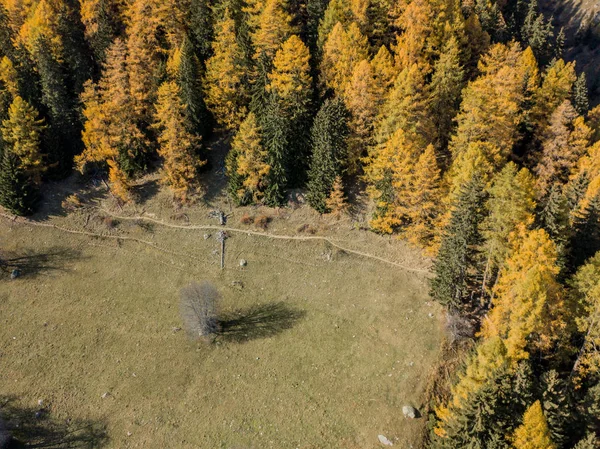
[0,177,443,448]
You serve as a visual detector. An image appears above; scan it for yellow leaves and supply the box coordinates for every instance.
[370,45,398,105]
[321,21,369,98]
[17,0,63,61]
[204,7,248,130]
[153,81,203,202]
[107,158,131,203]
[251,0,293,60]
[392,0,434,69]
[571,253,600,383]
[231,112,270,203]
[267,35,311,112]
[325,176,348,217]
[0,56,19,98]
[365,128,441,245]
[482,228,566,361]
[530,58,577,135]
[1,95,45,184]
[512,401,557,449]
[535,100,592,196]
[345,59,376,171]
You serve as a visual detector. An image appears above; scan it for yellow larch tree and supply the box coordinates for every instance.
[449,42,531,163]
[230,112,270,204]
[152,81,204,202]
[125,0,164,126]
[321,21,369,97]
[403,144,442,249]
[325,175,348,218]
[344,59,377,172]
[530,58,577,137]
[482,228,567,361]
[204,7,249,130]
[535,100,592,197]
[76,39,147,202]
[370,45,398,107]
[364,127,419,234]
[392,0,434,69]
[267,34,312,117]
[374,62,430,146]
[513,401,557,449]
[251,0,293,61]
[571,252,600,383]
[0,56,19,98]
[434,337,509,437]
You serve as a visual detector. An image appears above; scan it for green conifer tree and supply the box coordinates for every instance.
[430,175,486,312]
[306,98,349,213]
[262,98,290,206]
[573,72,589,116]
[0,149,36,215]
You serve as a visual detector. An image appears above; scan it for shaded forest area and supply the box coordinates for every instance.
[0,0,600,448]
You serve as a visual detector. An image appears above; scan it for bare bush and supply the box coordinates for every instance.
[240,213,254,225]
[102,216,118,229]
[445,313,475,345]
[254,215,270,230]
[180,281,220,338]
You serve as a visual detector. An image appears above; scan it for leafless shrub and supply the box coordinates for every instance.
[297,224,316,234]
[102,217,118,229]
[254,215,270,230]
[170,212,189,222]
[445,313,475,345]
[240,213,254,225]
[180,281,220,338]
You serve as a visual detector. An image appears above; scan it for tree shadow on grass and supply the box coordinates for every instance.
[0,247,84,279]
[216,302,306,343]
[0,395,108,448]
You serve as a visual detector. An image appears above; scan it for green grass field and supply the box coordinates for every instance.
[0,177,443,448]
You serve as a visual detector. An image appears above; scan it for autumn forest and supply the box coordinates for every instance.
[0,0,600,447]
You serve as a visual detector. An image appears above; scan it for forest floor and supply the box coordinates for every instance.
[0,143,443,448]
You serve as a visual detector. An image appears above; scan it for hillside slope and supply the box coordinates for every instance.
[540,0,600,104]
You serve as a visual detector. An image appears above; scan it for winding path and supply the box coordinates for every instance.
[1,211,430,274]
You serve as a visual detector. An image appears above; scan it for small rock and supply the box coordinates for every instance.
[402,405,418,419]
[10,269,21,280]
[127,431,132,437]
[428,313,434,318]
[101,392,110,399]
[378,435,393,446]
[37,399,44,407]
[239,259,247,267]
[172,327,182,333]
[203,234,210,240]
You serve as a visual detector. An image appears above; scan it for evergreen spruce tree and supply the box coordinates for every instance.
[541,370,572,448]
[539,184,571,268]
[174,35,211,139]
[573,72,589,116]
[33,36,77,176]
[572,434,597,449]
[306,98,349,213]
[428,35,464,161]
[262,98,290,206]
[570,194,600,269]
[0,149,36,215]
[521,0,554,65]
[189,0,214,63]
[430,175,486,312]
